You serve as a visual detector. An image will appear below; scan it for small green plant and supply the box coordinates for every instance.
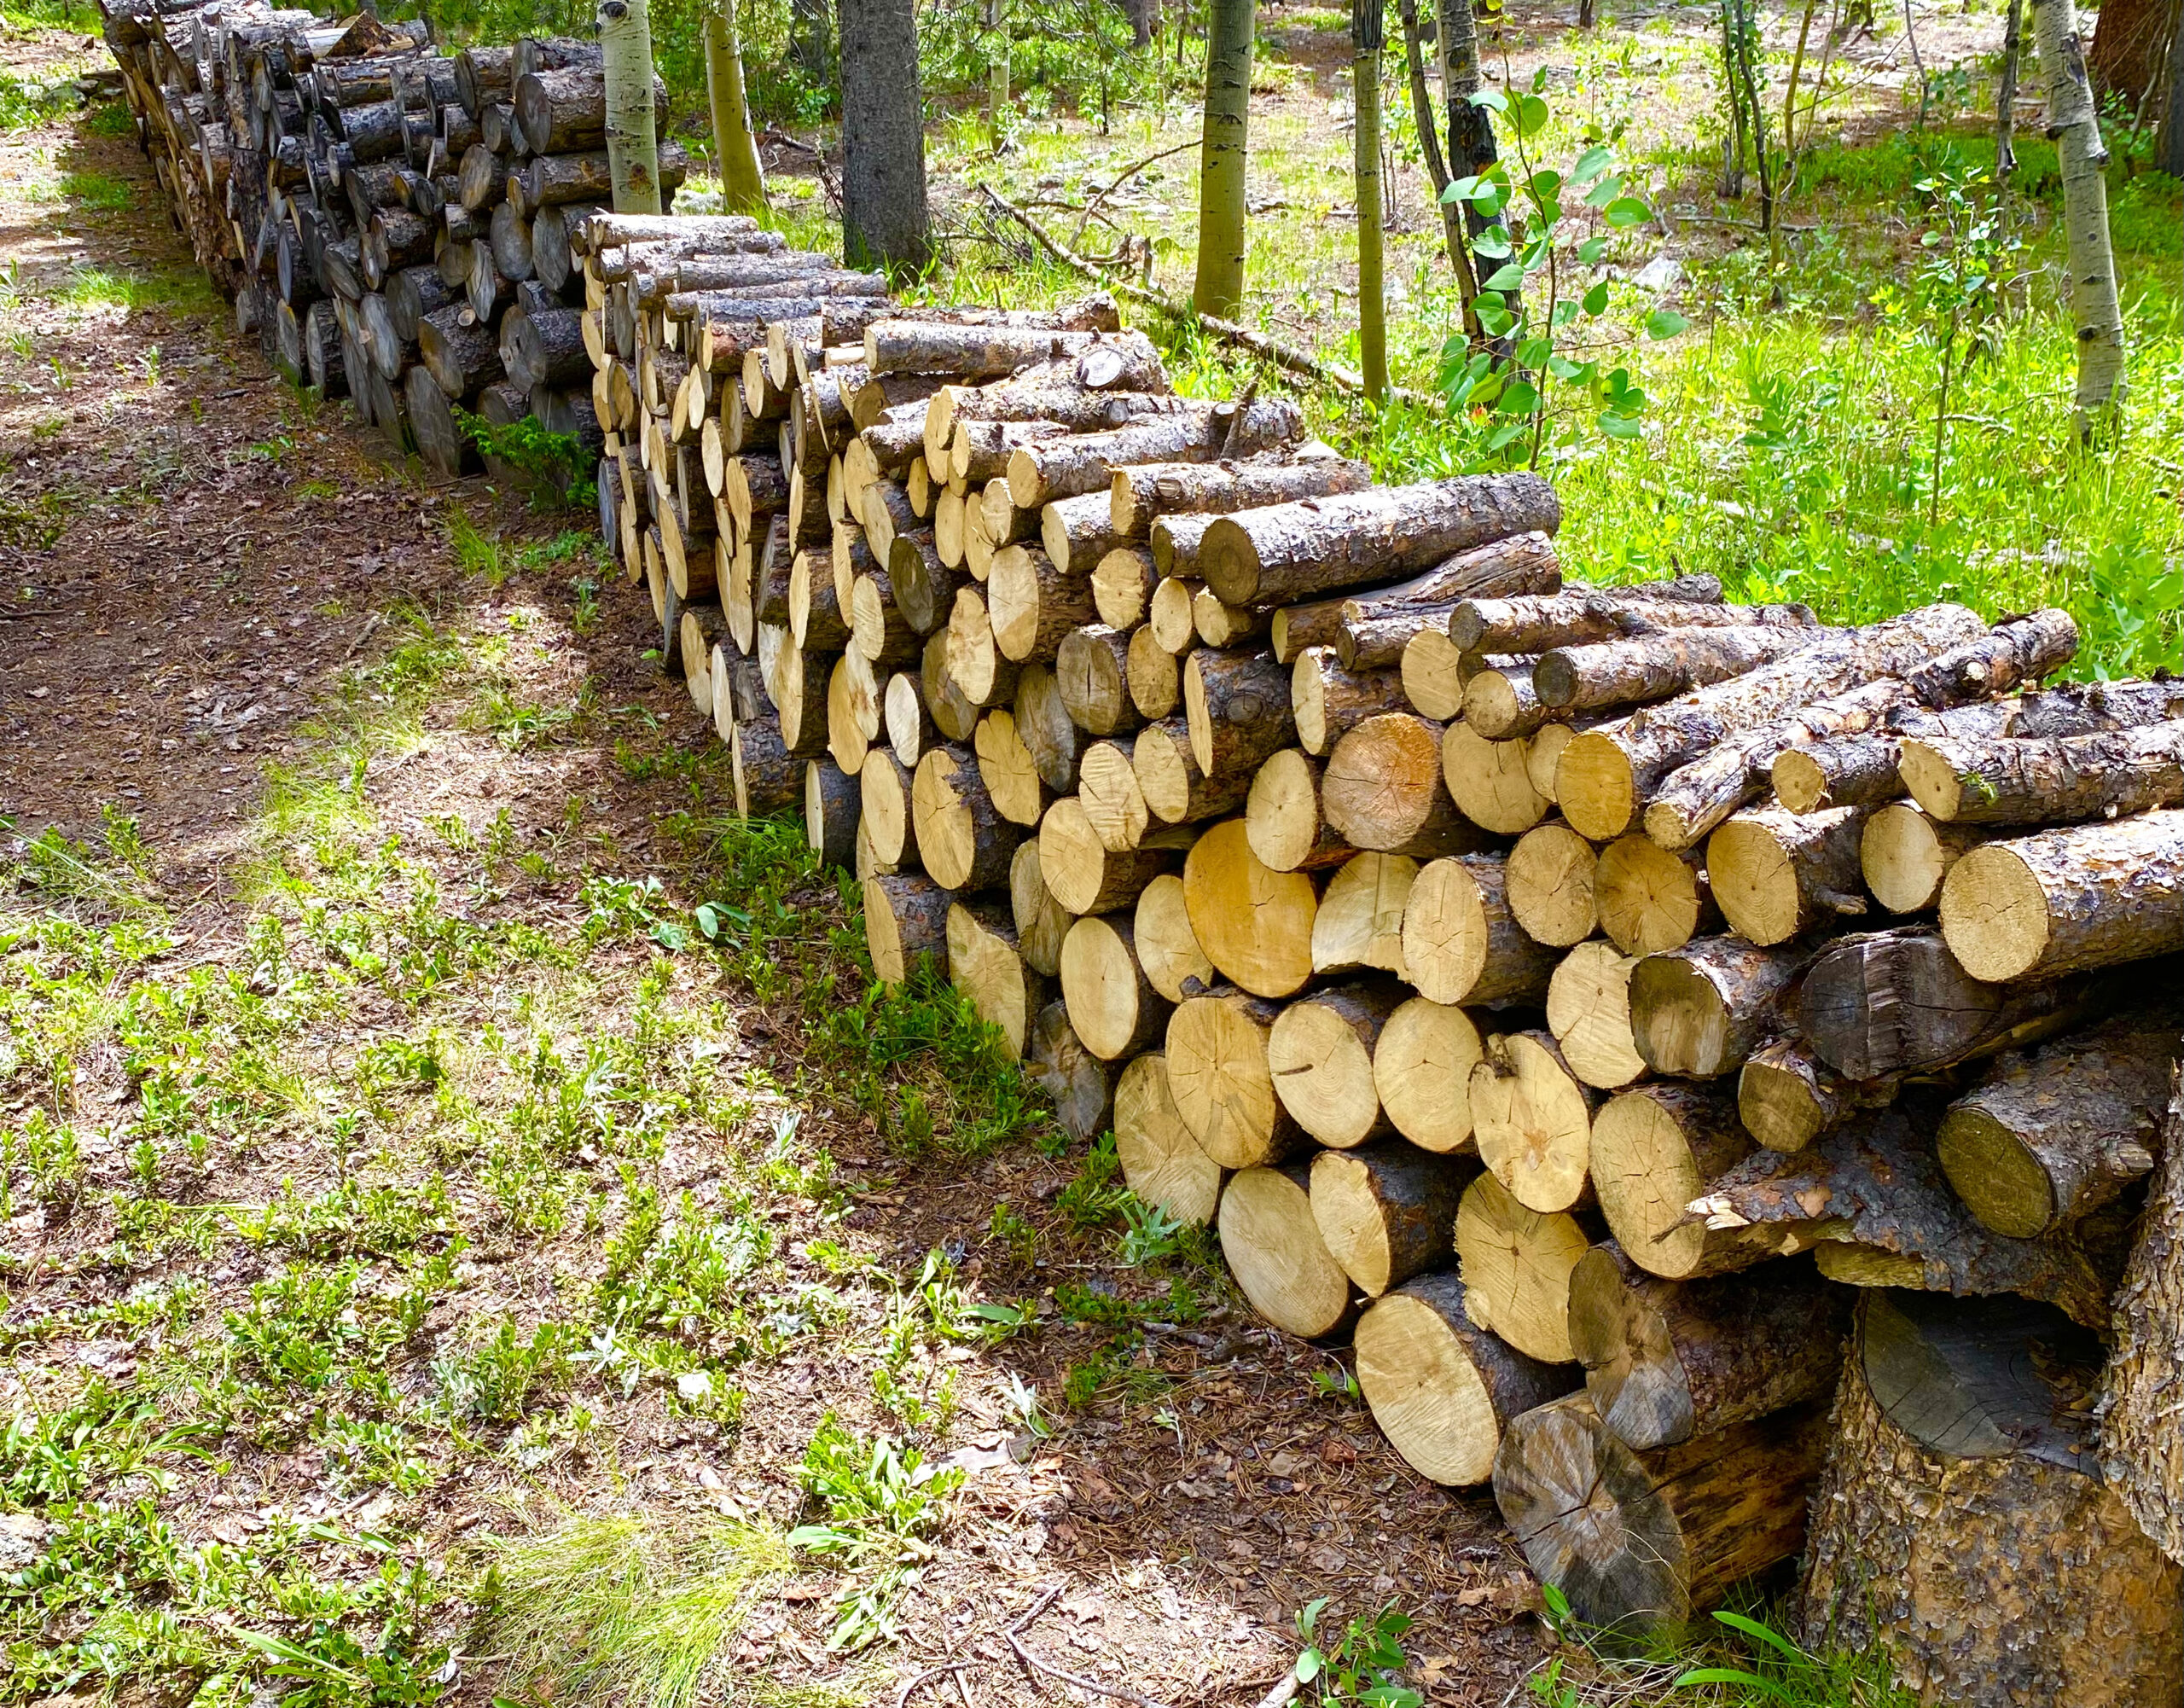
[790,1415,962,1650]
[986,1200,1038,1267]
[1907,158,2024,526]
[1439,86,1686,465]
[1287,1596,1424,1708]
[1054,1132,1129,1231]
[454,410,594,509]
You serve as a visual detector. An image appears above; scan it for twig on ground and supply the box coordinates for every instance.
[1001,1582,1180,1708]
[896,1659,973,1708]
[342,608,385,661]
[1071,137,1199,246]
[1246,1659,1306,1708]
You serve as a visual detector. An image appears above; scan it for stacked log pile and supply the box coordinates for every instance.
[97,42,2184,1672]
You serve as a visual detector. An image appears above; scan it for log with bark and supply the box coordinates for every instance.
[1705,803,1871,946]
[1057,914,1171,1061]
[1505,822,1599,948]
[1496,1391,1833,1636]
[865,871,951,985]
[1005,398,1304,508]
[1132,872,1216,1004]
[1902,717,2184,828]
[1076,738,1147,851]
[1629,936,1807,1079]
[973,709,1051,828]
[1554,606,1989,842]
[1797,1288,2182,1703]
[1008,838,1073,979]
[1440,721,1551,837]
[912,743,1022,891]
[1355,1273,1577,1486]
[1198,473,1560,607]
[1040,796,1182,915]
[2101,1068,2184,1566]
[1592,834,1716,957]
[1402,854,1560,1008]
[1859,802,1985,913]
[1689,1107,2129,1329]
[1935,1005,2178,1238]
[1372,996,1485,1155]
[1178,819,1316,999]
[1310,851,1414,979]
[1107,453,1372,537]
[1308,1142,1472,1296]
[1165,986,1301,1170]
[1323,713,1484,858]
[1568,1242,1848,1449]
[1333,531,1565,671]
[1026,999,1115,1144]
[1547,942,1650,1092]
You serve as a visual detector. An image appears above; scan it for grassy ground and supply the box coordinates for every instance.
[2,0,2177,1703]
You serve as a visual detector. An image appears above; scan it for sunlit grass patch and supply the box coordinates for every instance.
[48,263,222,318]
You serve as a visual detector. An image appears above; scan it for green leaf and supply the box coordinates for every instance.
[1603,195,1652,229]
[1476,299,1515,336]
[1487,421,1528,450]
[1570,143,1614,184]
[1498,379,1540,415]
[1514,94,1550,137]
[1548,352,1589,382]
[1526,168,1563,200]
[1577,235,1607,264]
[1471,224,1513,259]
[1514,336,1553,370]
[1583,172,1623,207]
[1671,1668,1797,1704]
[1470,88,1508,112]
[1483,262,1527,293]
[1712,1610,1813,1666]
[1583,281,1610,315]
[1552,299,1580,328]
[1598,411,1644,439]
[1645,307,1690,340]
[1296,1649,1323,1683]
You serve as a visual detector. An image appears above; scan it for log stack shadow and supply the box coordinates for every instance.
[102,10,2184,1692]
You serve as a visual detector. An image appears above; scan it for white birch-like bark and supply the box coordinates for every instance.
[599,0,665,215]
[2033,0,2128,430]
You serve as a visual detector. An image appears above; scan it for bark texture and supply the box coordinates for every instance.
[837,0,933,274]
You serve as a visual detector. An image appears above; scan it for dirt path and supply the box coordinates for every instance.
[0,33,1543,1708]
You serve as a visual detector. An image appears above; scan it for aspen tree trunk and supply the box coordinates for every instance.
[1400,0,1469,282]
[2034,0,2129,431]
[600,0,665,214]
[985,0,1011,152]
[839,0,935,274]
[1355,0,1388,403]
[1439,0,1497,199]
[1194,0,1256,316]
[704,0,769,216]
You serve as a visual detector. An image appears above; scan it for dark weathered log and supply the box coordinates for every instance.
[1037,1001,1119,1139]
[2102,1068,2184,1566]
[1199,473,1561,607]
[1797,927,2104,1081]
[733,712,803,817]
[1496,1391,1833,1635]
[1356,1272,1577,1486]
[1691,1107,2128,1328]
[1292,650,1406,757]
[1736,1036,1881,1155]
[514,61,665,154]
[1936,1007,2178,1237]
[416,301,500,398]
[1569,1243,1847,1449]
[1797,1290,2181,1701]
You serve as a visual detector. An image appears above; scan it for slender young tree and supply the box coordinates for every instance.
[2164,0,2184,177]
[2033,0,2129,431]
[598,0,664,213]
[1354,0,1387,400]
[1193,0,1256,316]
[1438,0,1497,199]
[1996,0,2025,180]
[704,0,768,214]
[985,0,1011,152]
[838,0,934,274]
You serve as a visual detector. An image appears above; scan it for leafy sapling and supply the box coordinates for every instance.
[1438,79,1687,465]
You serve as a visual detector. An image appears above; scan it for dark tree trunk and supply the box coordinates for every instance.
[838,0,934,276]
[2088,0,2179,113]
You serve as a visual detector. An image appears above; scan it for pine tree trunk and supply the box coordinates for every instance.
[1354,0,1388,403]
[704,0,768,217]
[1194,0,1256,317]
[2101,1066,2184,1564]
[2035,0,2129,431]
[598,0,665,215]
[839,0,934,275]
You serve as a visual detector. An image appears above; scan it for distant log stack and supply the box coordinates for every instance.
[103,24,2184,1677]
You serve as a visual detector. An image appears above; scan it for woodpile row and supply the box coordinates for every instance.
[96,63,2184,1682]
[96,0,793,479]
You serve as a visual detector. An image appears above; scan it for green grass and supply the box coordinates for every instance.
[46,263,223,317]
